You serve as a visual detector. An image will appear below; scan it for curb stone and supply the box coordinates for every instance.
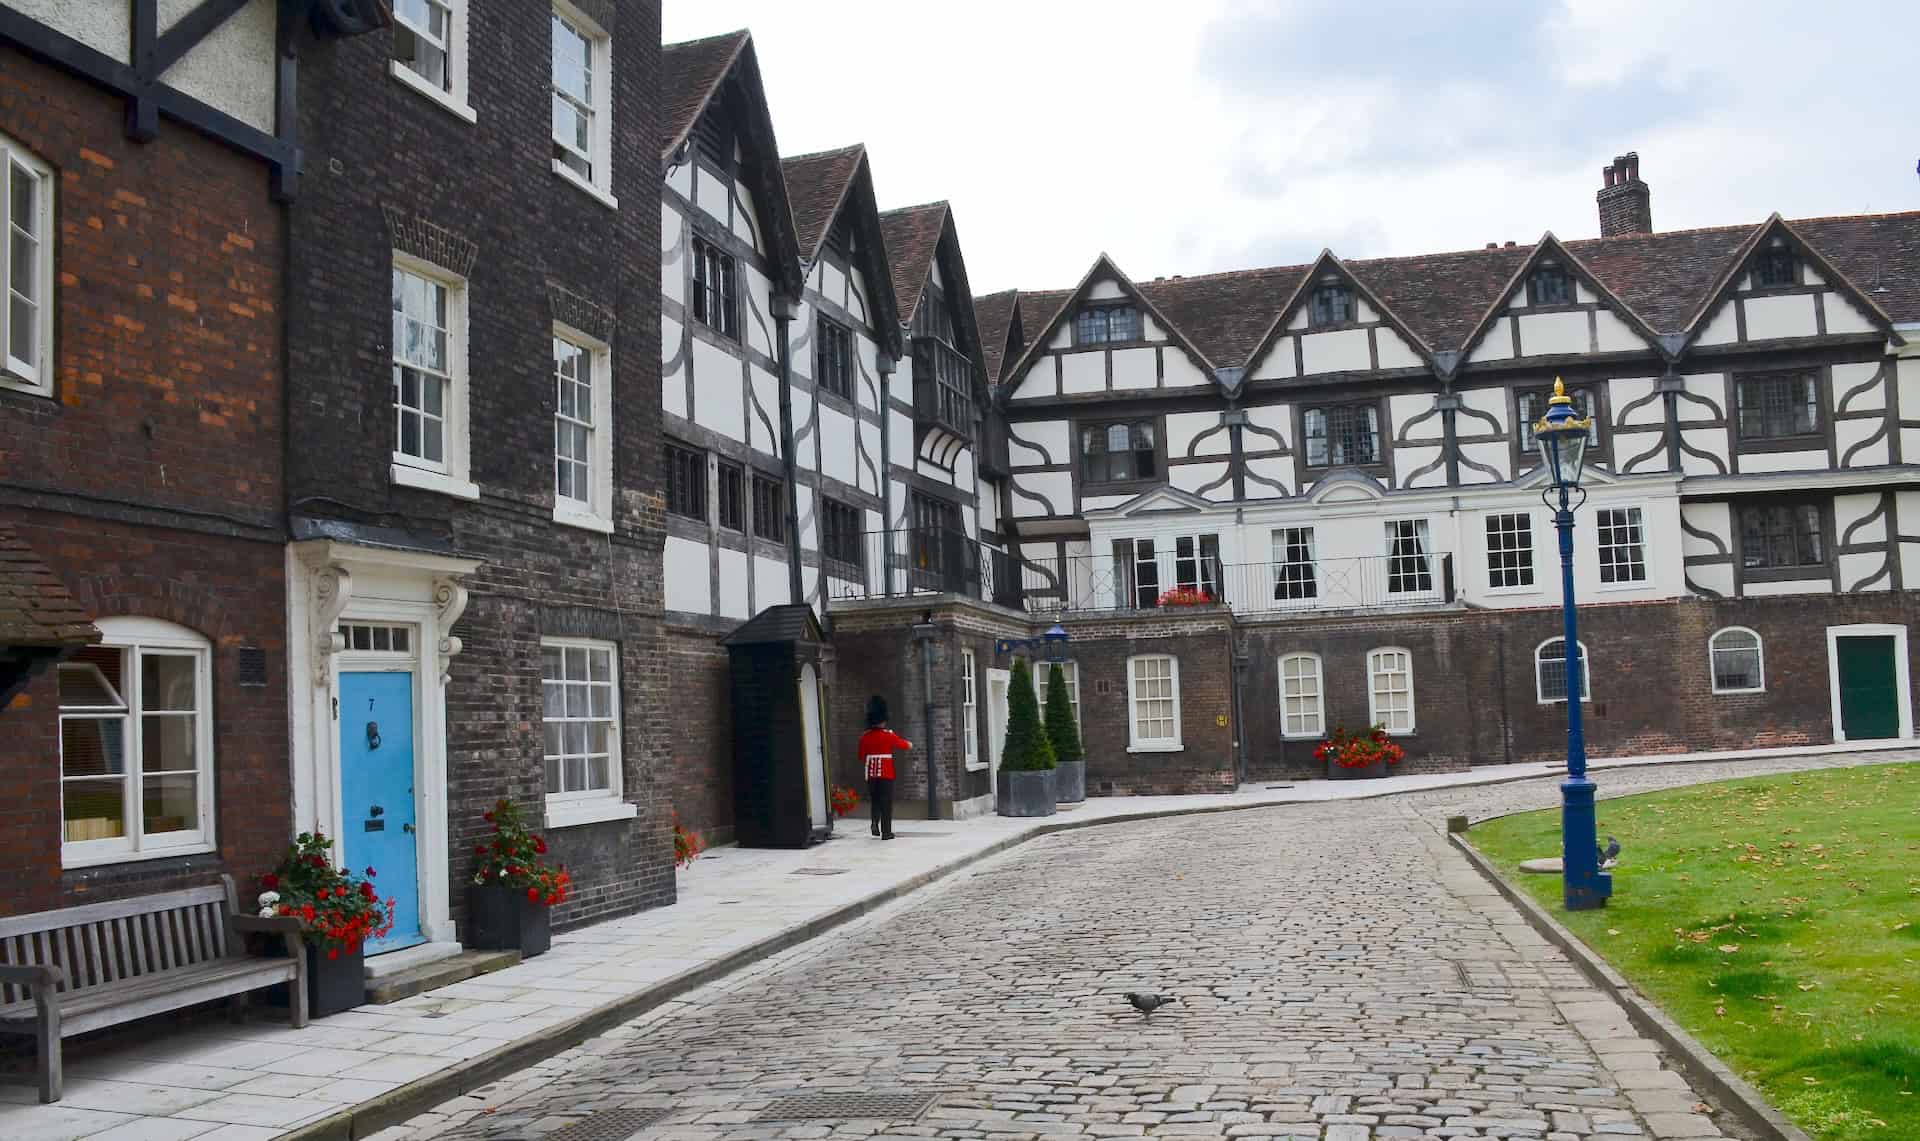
[1449,832,1816,1141]
[276,754,1897,1140]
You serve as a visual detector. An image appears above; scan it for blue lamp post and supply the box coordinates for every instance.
[1534,378,1612,911]
[995,622,1070,663]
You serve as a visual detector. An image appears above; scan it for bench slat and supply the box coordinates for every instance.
[82,925,102,990]
[0,884,229,941]
[0,958,299,1039]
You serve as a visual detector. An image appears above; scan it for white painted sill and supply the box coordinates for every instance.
[1484,585,1546,598]
[964,757,987,772]
[1592,580,1652,594]
[63,842,217,870]
[553,505,615,534]
[545,798,637,829]
[0,369,51,398]
[1126,742,1184,754]
[552,161,619,211]
[389,63,477,123]
[392,463,480,501]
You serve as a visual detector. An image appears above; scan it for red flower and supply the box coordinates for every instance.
[327,947,340,960]
[360,882,377,901]
[261,873,280,890]
[365,866,377,878]
[301,904,316,921]
[533,836,547,855]
[483,810,495,823]
[474,845,486,855]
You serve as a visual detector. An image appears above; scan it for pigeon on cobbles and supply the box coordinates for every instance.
[1125,992,1176,1016]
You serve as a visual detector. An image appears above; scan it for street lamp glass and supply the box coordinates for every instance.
[1042,623,1070,664]
[1534,379,1590,489]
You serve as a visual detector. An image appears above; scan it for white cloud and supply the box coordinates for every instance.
[666,1,1919,293]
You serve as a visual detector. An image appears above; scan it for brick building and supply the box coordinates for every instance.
[280,0,673,963]
[0,2,343,915]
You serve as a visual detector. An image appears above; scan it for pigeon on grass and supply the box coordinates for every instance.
[1125,992,1176,1017]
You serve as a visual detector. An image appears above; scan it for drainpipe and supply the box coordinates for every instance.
[877,352,897,597]
[771,293,803,604]
[911,615,938,820]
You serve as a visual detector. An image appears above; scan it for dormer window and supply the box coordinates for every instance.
[1755,244,1798,288]
[1074,304,1141,346]
[1528,263,1572,306]
[1309,282,1353,327]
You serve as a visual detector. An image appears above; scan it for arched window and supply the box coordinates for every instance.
[1710,627,1765,694]
[56,617,215,866]
[1535,637,1591,704]
[1366,647,1414,734]
[1278,653,1324,738]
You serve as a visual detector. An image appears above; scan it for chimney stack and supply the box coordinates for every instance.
[1596,151,1652,237]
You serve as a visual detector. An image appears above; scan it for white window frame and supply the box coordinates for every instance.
[1366,647,1415,735]
[390,0,476,123]
[1126,653,1182,752]
[1534,637,1592,704]
[58,617,216,868]
[1040,660,1081,735]
[540,637,635,829]
[1709,626,1766,695]
[2,132,54,396]
[551,323,613,532]
[1271,526,1317,602]
[390,253,477,500]
[550,1,617,208]
[961,650,981,770]
[1484,511,1537,593]
[1596,506,1648,587]
[1278,652,1324,739]
[1384,519,1436,595]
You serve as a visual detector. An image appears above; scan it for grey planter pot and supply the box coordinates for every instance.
[998,769,1058,817]
[1053,760,1086,803]
[1327,759,1388,780]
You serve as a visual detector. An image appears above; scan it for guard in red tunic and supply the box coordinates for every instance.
[858,696,911,840]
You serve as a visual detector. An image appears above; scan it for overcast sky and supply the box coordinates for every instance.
[663,0,1918,296]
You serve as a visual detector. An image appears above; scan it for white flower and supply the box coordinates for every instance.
[258,906,277,918]
[257,890,280,907]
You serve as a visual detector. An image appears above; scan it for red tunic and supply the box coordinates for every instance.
[858,728,913,780]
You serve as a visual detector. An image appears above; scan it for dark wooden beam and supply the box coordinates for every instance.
[154,0,253,72]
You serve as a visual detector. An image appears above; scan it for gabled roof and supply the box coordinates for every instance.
[0,525,98,648]
[877,202,949,321]
[1000,253,1219,389]
[659,30,750,159]
[1455,232,1664,362]
[1564,225,1751,335]
[1676,213,1900,346]
[1240,250,1437,378]
[1794,210,1920,329]
[973,289,1021,387]
[1137,266,1308,369]
[720,603,824,647]
[781,144,866,262]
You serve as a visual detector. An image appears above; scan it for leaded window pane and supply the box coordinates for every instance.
[1739,504,1825,569]
[1737,373,1818,439]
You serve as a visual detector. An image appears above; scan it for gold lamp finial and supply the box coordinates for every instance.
[1548,377,1571,406]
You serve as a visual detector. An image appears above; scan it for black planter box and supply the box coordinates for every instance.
[467,884,552,958]
[308,943,366,1018]
[998,769,1058,817]
[1054,760,1086,803]
[1327,759,1389,780]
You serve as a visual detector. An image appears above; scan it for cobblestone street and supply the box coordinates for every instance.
[390,759,1881,1141]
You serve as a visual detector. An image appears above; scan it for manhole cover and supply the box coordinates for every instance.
[755,1091,940,1121]
[543,1108,674,1141]
[790,867,850,876]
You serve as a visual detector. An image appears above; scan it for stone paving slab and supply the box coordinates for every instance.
[0,745,1908,1141]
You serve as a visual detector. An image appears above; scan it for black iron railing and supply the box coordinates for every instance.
[824,529,1023,609]
[1016,552,1455,616]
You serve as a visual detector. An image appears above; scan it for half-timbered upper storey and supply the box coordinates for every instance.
[993,161,1920,614]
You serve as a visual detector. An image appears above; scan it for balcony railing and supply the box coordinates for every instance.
[823,529,1023,609]
[1016,552,1456,617]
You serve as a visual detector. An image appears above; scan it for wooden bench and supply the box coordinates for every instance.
[0,874,308,1102]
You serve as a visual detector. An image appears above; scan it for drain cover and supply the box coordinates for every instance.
[790,867,850,876]
[542,1108,673,1141]
[755,1091,940,1121]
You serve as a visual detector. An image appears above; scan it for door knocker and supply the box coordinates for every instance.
[366,721,382,750]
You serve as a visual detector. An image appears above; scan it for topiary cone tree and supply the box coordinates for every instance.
[999,658,1056,772]
[1043,663,1082,766]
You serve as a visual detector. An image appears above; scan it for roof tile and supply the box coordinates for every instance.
[0,525,98,648]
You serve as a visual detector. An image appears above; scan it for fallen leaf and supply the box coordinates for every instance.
[1607,929,1622,936]
[1719,944,1741,953]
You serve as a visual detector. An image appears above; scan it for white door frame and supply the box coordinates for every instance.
[287,541,479,950]
[798,663,829,829]
[1825,623,1913,741]
[986,668,1011,796]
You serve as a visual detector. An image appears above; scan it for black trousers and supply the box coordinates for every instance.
[868,777,894,837]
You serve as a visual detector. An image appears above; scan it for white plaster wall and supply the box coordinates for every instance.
[795,485,816,549]
[1166,412,1228,458]
[1250,338,1298,381]
[1010,359,1058,400]
[161,0,276,134]
[753,556,789,610]
[1459,387,1508,434]
[744,266,775,358]
[1458,441,1510,484]
[792,389,815,470]
[1834,417,1888,467]
[1839,552,1891,592]
[1354,299,1377,324]
[887,409,914,468]
[1243,403,1292,450]
[1010,471,1073,517]
[1162,352,1211,388]
[16,1,131,60]
[732,180,758,246]
[664,537,711,614]
[693,166,727,226]
[915,459,954,485]
[666,161,693,201]
[1394,444,1443,488]
[953,449,975,493]
[662,317,687,418]
[1517,311,1590,356]
[1080,494,1132,511]
[1744,578,1830,598]
[820,262,846,309]
[1087,280,1124,301]
[1375,328,1422,369]
[1739,449,1828,474]
[1048,324,1073,350]
[1594,310,1645,353]
[1901,491,1920,585]
[1680,502,1732,561]
[1835,494,1886,544]
[1008,420,1070,466]
[1832,361,1885,412]
[1111,348,1156,389]
[1468,321,1514,363]
[748,365,781,456]
[1300,328,1370,374]
[847,265,871,326]
[856,337,880,412]
[1611,377,1662,427]
[1688,563,1736,598]
[857,420,883,494]
[1169,462,1229,500]
[1825,294,1875,335]
[1060,353,1105,395]
[979,481,1000,534]
[1286,309,1309,332]
[1743,294,1818,341]
[819,404,855,484]
[661,206,686,304]
[1243,456,1291,499]
[1677,375,1725,422]
[1141,313,1167,342]
[690,339,743,439]
[1576,281,1597,305]
[1678,429,1728,476]
[1390,394,1444,441]
[1694,304,1738,346]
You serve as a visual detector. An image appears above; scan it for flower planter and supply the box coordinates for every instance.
[998,768,1057,817]
[307,943,366,1017]
[1327,759,1389,780]
[466,884,552,958]
[1053,760,1086,804]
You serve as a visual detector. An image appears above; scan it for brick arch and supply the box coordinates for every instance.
[65,573,232,645]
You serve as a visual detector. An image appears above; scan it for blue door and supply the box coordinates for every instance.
[339,671,423,953]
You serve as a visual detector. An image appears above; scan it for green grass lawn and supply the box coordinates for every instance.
[1470,763,1919,1141]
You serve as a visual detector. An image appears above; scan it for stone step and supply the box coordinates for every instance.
[365,948,520,1004]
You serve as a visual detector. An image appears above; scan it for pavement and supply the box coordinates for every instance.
[1,742,1912,1141]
